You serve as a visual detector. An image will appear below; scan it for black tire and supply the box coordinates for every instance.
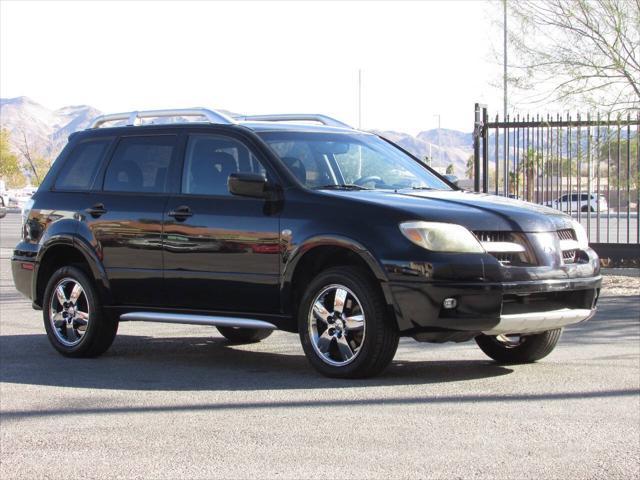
[42,266,118,357]
[298,266,399,379]
[475,329,562,364]
[217,327,273,343]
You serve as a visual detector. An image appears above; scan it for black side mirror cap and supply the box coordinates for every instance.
[228,173,274,199]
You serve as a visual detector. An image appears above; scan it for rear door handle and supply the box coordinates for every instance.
[85,203,107,217]
[168,206,193,221]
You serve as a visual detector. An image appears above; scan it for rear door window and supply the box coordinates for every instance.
[54,139,111,191]
[103,136,176,193]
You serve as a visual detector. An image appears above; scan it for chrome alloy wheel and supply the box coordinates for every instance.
[49,277,90,347]
[308,284,365,366]
[494,334,526,348]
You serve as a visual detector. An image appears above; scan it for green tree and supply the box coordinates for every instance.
[520,148,540,202]
[31,156,51,186]
[465,154,474,179]
[598,133,639,189]
[15,128,51,185]
[446,164,455,175]
[0,129,25,188]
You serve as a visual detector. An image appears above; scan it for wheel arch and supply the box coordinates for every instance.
[281,235,397,330]
[34,235,112,308]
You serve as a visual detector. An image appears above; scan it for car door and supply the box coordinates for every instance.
[163,131,281,313]
[84,133,178,305]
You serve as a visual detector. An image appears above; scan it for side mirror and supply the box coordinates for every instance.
[228,173,272,199]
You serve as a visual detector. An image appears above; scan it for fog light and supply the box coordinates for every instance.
[443,298,457,309]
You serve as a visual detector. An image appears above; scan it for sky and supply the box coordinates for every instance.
[0,0,505,133]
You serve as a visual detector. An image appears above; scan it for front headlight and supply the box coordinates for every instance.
[399,221,485,253]
[571,219,589,248]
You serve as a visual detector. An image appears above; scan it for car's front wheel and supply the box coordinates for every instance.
[298,266,399,378]
[475,329,562,364]
[42,266,118,357]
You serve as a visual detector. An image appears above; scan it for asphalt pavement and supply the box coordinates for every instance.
[0,213,639,479]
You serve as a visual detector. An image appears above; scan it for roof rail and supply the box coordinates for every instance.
[88,108,236,129]
[238,114,352,129]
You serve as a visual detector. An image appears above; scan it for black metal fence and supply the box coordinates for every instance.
[472,104,639,260]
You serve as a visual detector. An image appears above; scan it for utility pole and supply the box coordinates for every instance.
[434,114,441,164]
[358,69,362,129]
[503,0,508,119]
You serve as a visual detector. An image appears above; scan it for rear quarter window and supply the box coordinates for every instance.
[54,139,111,191]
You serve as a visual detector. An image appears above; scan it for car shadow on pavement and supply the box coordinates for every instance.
[0,332,513,391]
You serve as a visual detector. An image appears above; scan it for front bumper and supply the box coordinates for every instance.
[389,275,601,334]
[11,243,38,301]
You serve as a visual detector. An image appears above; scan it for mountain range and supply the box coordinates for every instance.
[0,96,473,177]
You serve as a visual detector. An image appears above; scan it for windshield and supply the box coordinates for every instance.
[259,131,451,191]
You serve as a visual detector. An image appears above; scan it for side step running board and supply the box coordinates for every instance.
[119,312,277,330]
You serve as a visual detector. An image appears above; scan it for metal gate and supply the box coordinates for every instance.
[472,103,639,262]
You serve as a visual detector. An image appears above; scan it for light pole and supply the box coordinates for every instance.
[358,69,362,129]
[503,0,508,119]
[434,114,441,164]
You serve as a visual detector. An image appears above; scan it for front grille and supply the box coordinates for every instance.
[562,248,577,264]
[473,231,537,267]
[474,231,512,243]
[557,228,577,241]
[557,228,579,264]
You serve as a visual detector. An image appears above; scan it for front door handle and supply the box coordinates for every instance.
[85,203,107,217]
[168,206,193,221]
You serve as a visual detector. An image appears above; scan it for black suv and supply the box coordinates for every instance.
[12,109,601,378]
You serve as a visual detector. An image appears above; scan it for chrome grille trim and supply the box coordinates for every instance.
[481,241,526,253]
[557,229,579,264]
[557,228,577,241]
[473,231,536,266]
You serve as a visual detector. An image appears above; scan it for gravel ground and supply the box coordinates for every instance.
[601,273,640,297]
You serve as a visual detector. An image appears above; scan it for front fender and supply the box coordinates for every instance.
[282,234,388,284]
[280,234,400,325]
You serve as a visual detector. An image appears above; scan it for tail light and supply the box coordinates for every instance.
[21,198,34,239]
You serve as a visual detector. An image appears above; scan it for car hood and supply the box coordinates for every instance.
[323,189,573,232]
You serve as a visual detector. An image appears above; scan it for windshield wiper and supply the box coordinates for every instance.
[407,186,437,190]
[314,184,371,191]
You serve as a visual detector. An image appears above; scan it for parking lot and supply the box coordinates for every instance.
[1,212,638,479]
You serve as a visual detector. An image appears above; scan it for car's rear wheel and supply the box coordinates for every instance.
[475,329,562,364]
[217,327,273,343]
[43,266,118,357]
[298,266,399,378]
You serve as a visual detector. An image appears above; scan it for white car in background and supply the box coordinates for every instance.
[546,193,608,213]
[9,187,36,210]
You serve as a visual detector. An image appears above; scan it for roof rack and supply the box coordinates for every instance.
[238,114,352,129]
[88,108,236,129]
